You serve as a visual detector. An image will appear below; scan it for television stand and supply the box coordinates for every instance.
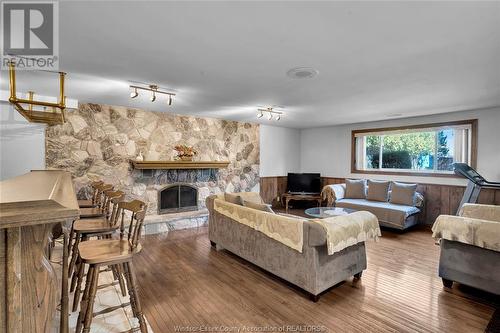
[282,192,322,213]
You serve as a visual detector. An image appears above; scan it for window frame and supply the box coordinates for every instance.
[350,119,478,178]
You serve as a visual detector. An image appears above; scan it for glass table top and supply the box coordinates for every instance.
[304,207,357,218]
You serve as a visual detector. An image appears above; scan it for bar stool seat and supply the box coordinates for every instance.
[78,199,96,208]
[79,239,142,264]
[79,207,105,218]
[73,220,119,233]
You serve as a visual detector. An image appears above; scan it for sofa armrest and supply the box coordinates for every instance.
[321,184,346,206]
[459,203,500,222]
[305,221,327,247]
[414,192,424,208]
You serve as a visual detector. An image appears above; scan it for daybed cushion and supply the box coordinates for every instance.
[367,180,390,202]
[345,179,366,199]
[390,182,417,206]
[336,198,420,225]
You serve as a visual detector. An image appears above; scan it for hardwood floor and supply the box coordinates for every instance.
[134,219,497,333]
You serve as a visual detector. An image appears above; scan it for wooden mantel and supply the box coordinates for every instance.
[0,170,79,333]
[130,160,230,170]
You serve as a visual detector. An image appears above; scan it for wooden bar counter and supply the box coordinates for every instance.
[0,170,79,333]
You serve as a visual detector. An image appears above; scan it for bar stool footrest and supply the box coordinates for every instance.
[93,302,131,317]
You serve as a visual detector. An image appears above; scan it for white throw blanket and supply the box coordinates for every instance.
[312,211,381,255]
[214,198,305,252]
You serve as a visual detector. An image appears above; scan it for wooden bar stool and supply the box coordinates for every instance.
[78,180,103,208]
[69,189,124,275]
[70,190,127,311]
[69,184,114,254]
[79,183,113,218]
[75,200,148,333]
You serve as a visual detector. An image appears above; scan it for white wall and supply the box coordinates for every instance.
[300,107,500,186]
[259,125,301,177]
[0,102,46,180]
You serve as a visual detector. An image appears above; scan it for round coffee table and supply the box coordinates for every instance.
[304,207,356,218]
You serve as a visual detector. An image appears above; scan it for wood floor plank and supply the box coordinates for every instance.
[134,221,495,333]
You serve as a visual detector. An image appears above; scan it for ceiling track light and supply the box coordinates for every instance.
[130,87,138,98]
[129,84,176,105]
[257,107,283,121]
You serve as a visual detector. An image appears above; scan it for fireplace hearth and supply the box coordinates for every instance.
[158,184,198,214]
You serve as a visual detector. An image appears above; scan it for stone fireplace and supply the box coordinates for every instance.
[158,183,198,214]
[45,103,260,235]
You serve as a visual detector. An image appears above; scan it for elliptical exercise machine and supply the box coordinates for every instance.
[453,163,500,215]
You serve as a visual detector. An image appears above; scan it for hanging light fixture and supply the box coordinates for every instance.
[7,60,67,125]
[129,84,175,105]
[130,87,138,98]
[257,107,283,122]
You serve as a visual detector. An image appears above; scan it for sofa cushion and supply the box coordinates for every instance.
[345,179,366,199]
[336,198,420,226]
[367,180,390,202]
[224,193,243,205]
[243,200,275,213]
[390,182,417,206]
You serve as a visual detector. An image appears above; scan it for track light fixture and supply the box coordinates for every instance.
[257,107,283,121]
[129,84,176,105]
[130,87,138,98]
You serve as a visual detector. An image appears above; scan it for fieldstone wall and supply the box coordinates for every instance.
[46,103,260,214]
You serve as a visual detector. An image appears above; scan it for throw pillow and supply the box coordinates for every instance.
[243,200,275,213]
[344,179,366,199]
[224,193,243,206]
[366,180,390,202]
[390,182,417,206]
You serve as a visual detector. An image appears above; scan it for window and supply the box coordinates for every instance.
[351,120,477,176]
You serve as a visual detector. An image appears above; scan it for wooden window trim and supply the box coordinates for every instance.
[350,119,478,178]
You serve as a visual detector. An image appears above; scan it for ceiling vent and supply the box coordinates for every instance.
[286,67,319,79]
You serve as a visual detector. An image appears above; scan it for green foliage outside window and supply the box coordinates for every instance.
[365,132,436,169]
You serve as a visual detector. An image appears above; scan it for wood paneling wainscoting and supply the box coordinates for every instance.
[260,176,500,224]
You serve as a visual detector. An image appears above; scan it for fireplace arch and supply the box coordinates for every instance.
[158,183,198,214]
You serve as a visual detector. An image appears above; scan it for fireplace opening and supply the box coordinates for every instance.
[158,184,198,214]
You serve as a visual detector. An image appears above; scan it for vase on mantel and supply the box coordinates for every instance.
[179,155,193,161]
[136,151,144,161]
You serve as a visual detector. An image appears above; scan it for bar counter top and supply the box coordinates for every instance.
[0,170,79,229]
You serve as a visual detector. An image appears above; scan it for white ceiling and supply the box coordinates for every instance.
[1,1,499,128]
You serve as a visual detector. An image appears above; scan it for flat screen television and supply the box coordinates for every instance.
[287,173,321,194]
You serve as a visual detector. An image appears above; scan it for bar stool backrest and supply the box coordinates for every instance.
[94,183,113,209]
[102,190,125,224]
[89,180,104,204]
[117,200,147,250]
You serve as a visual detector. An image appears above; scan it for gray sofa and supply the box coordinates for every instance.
[206,194,367,301]
[322,183,423,230]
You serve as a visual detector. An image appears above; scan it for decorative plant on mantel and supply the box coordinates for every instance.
[174,145,197,161]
